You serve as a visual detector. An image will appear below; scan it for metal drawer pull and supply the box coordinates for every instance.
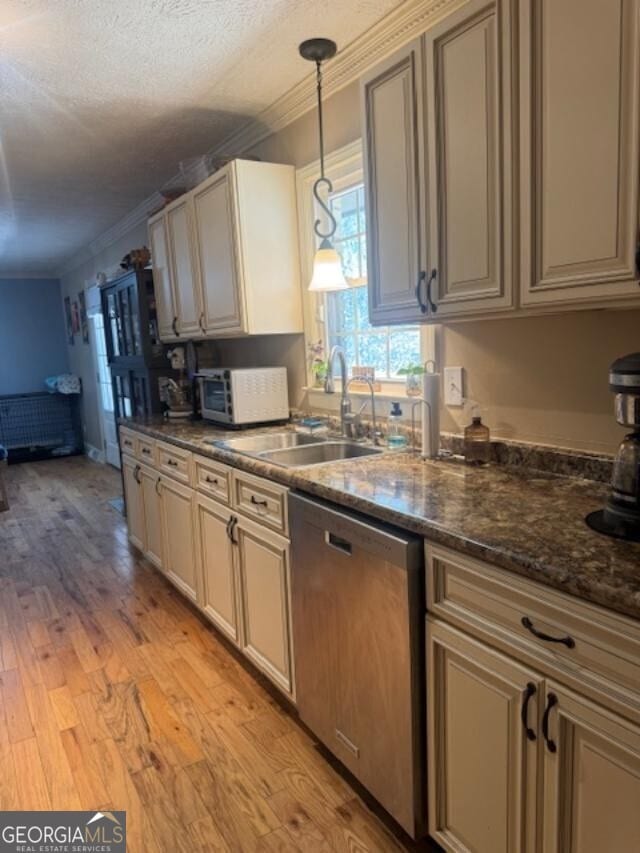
[325,531,352,556]
[521,682,537,741]
[133,464,141,484]
[426,268,438,313]
[155,477,162,495]
[415,270,427,314]
[166,459,178,467]
[542,692,558,753]
[205,476,219,485]
[521,616,575,649]
[335,728,360,758]
[142,447,151,455]
[227,516,238,545]
[250,495,268,508]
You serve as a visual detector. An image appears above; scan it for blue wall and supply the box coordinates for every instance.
[0,278,70,395]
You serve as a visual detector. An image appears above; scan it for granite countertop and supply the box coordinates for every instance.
[122,417,640,622]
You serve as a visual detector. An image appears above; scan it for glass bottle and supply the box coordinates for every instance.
[387,402,407,449]
[464,414,490,465]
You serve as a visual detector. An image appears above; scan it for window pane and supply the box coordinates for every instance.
[354,285,373,331]
[337,237,361,280]
[389,329,422,376]
[358,334,388,377]
[331,189,360,238]
[359,235,368,279]
[327,289,356,334]
[328,333,357,371]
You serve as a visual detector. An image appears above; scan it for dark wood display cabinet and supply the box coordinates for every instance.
[100,268,173,420]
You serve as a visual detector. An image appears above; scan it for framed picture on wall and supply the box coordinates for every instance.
[64,296,74,345]
[78,290,89,344]
[71,301,80,334]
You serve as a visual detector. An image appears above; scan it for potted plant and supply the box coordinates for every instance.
[307,340,328,387]
[397,363,425,396]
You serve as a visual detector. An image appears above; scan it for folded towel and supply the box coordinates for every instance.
[45,374,82,395]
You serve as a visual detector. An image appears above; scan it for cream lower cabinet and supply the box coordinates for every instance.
[428,618,539,853]
[541,682,640,853]
[122,455,145,552]
[139,465,163,570]
[195,493,239,644]
[158,475,198,603]
[235,513,293,696]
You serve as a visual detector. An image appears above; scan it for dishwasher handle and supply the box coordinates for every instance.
[325,530,352,556]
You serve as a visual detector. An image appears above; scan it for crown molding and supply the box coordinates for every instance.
[58,0,464,279]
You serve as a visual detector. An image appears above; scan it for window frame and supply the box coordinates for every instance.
[296,140,435,396]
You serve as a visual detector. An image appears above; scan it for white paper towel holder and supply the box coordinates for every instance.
[409,360,441,460]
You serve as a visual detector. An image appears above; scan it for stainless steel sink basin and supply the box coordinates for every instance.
[212,431,324,454]
[259,440,384,468]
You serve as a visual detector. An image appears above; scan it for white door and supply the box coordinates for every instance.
[122,455,145,551]
[159,475,198,603]
[166,198,203,338]
[88,299,120,469]
[148,214,179,340]
[195,494,239,644]
[140,465,163,570]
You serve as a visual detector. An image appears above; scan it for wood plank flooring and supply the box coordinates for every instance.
[0,457,435,852]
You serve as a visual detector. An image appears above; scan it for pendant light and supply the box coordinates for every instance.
[299,38,348,292]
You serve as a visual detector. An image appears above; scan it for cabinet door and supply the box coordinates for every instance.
[520,0,640,306]
[166,198,203,337]
[195,494,239,644]
[192,169,245,335]
[428,618,539,853]
[140,466,162,570]
[148,215,178,340]
[541,682,640,853]
[424,0,514,316]
[235,515,292,695]
[159,476,198,603]
[122,455,145,552]
[362,39,428,325]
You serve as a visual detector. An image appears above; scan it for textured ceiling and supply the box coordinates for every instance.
[0,0,401,276]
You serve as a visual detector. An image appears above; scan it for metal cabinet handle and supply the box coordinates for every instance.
[155,477,162,495]
[199,312,206,334]
[426,268,438,313]
[141,447,151,455]
[415,270,428,314]
[250,495,268,508]
[227,516,238,545]
[542,692,558,753]
[205,475,219,485]
[133,464,141,484]
[521,616,575,649]
[167,459,178,467]
[172,316,180,336]
[521,682,537,741]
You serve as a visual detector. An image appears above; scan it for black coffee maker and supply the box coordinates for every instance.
[587,353,640,541]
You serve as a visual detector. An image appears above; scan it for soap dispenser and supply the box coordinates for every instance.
[387,402,407,449]
[464,408,490,465]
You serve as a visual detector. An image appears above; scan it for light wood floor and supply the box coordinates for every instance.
[0,457,433,852]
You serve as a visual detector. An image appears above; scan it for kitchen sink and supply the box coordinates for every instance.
[212,431,324,454]
[259,440,384,467]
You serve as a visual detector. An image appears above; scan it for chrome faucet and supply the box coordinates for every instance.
[344,376,379,445]
[325,345,351,433]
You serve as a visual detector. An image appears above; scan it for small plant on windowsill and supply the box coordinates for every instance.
[307,340,328,388]
[397,363,425,397]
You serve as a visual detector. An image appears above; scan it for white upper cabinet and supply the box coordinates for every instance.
[362,40,427,325]
[519,0,640,307]
[148,215,177,340]
[192,168,244,335]
[165,197,203,338]
[150,159,302,341]
[425,0,514,317]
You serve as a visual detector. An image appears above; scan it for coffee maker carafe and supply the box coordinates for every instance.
[586,353,640,541]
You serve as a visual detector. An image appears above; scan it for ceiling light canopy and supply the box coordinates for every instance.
[298,37,347,293]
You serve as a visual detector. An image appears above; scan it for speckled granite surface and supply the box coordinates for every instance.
[122,417,640,621]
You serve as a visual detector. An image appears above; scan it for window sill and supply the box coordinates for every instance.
[304,385,414,401]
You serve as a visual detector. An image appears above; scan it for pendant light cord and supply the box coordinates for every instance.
[312,57,337,242]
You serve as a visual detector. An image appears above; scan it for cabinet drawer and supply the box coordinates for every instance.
[232,470,288,535]
[427,544,640,704]
[194,455,231,504]
[119,427,137,455]
[157,441,193,485]
[137,435,156,466]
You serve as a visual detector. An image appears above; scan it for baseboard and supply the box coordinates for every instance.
[85,444,105,464]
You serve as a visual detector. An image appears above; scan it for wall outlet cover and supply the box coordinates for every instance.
[444,366,464,406]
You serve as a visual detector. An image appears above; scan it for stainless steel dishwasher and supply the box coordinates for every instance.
[290,492,425,838]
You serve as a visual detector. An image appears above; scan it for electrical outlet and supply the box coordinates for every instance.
[444,366,464,406]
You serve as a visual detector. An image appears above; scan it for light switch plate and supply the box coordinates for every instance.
[444,367,464,406]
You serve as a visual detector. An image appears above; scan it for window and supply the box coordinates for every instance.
[324,183,421,380]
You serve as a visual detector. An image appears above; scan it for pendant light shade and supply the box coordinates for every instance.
[308,237,347,292]
[299,38,348,293]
